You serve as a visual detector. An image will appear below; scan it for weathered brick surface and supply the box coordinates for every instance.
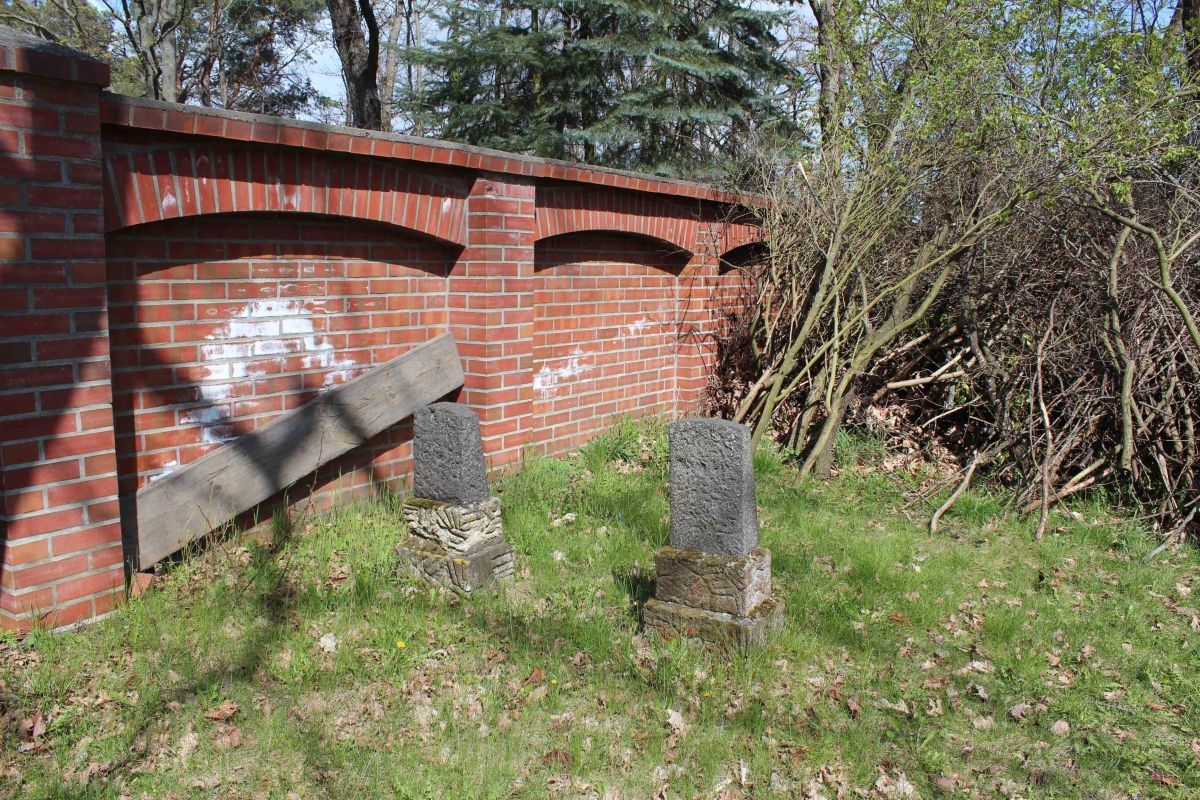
[0,27,761,629]
[532,234,684,454]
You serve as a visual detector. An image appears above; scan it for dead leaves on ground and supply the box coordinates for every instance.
[203,699,239,721]
[16,710,46,753]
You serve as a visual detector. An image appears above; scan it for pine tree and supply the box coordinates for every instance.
[403,0,791,176]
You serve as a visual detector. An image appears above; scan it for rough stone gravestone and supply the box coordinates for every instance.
[397,403,514,592]
[643,418,783,650]
[412,403,489,505]
[668,418,758,556]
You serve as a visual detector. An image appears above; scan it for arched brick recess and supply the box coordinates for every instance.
[533,233,687,453]
[713,223,765,259]
[105,213,455,502]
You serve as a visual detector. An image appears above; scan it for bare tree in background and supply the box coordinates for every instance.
[325,0,384,129]
[101,0,185,100]
[377,0,431,134]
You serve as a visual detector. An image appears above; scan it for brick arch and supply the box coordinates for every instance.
[535,184,701,255]
[102,144,472,246]
[715,220,763,251]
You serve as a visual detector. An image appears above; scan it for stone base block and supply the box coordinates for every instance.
[653,546,771,616]
[402,496,502,554]
[643,596,784,652]
[397,534,514,594]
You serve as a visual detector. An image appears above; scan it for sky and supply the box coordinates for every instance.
[306,23,346,112]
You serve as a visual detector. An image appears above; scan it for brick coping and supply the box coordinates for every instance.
[99,93,747,205]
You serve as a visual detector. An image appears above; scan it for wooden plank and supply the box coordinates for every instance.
[133,333,463,569]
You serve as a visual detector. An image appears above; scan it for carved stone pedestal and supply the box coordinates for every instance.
[643,545,783,651]
[397,496,513,593]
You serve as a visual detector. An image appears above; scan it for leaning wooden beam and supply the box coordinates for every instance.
[133,334,464,569]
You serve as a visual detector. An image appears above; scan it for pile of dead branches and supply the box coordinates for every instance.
[706,0,1200,541]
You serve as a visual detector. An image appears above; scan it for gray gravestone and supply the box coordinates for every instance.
[668,418,758,556]
[412,402,489,505]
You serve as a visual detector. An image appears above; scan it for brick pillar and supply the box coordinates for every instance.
[449,174,536,470]
[0,30,121,631]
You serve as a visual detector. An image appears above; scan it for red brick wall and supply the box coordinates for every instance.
[0,29,760,631]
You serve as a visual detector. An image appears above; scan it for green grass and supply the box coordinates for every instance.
[3,419,1200,798]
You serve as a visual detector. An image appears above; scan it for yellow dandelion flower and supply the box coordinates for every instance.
[396,640,407,649]
[550,678,558,685]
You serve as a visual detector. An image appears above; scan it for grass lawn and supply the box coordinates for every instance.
[3,419,1199,799]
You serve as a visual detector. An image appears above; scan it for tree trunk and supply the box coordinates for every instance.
[129,0,181,101]
[158,0,178,101]
[1175,0,1200,81]
[811,0,844,160]
[326,0,386,130]
[813,387,854,478]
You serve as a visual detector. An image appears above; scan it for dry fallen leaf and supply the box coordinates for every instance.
[933,774,958,792]
[1009,703,1028,721]
[485,646,506,668]
[213,724,243,750]
[1148,768,1177,787]
[1051,719,1070,737]
[176,725,199,761]
[542,749,571,767]
[204,700,239,721]
[665,708,689,736]
[190,776,221,790]
[20,711,46,742]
